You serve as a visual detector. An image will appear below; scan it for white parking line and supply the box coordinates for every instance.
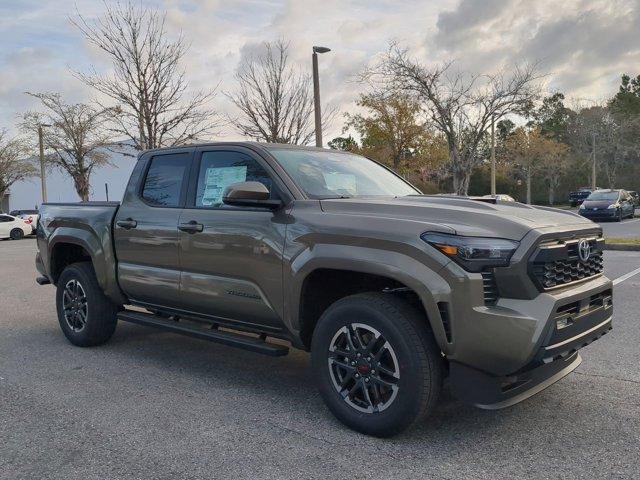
[613,266,640,285]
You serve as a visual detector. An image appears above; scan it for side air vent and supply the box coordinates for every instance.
[481,270,499,305]
[437,302,452,343]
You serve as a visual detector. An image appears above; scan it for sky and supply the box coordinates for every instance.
[1,0,639,207]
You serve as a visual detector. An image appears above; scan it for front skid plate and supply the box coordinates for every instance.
[449,352,582,410]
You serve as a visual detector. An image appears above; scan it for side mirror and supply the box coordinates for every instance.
[222,181,282,210]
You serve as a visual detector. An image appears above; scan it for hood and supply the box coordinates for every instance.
[581,200,616,209]
[320,195,595,241]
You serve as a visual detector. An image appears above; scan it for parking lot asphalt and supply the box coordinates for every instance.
[2,238,640,480]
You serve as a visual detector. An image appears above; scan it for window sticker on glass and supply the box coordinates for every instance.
[201,166,247,206]
[324,172,357,195]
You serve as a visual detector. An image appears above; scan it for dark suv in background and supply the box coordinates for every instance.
[579,189,635,221]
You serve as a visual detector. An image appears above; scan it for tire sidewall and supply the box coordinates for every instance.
[10,228,23,240]
[311,297,429,435]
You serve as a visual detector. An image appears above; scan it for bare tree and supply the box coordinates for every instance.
[568,105,640,188]
[72,1,219,150]
[0,130,36,202]
[226,40,334,145]
[363,44,540,194]
[22,93,111,201]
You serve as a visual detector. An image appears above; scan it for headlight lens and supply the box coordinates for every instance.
[579,203,586,210]
[421,232,519,272]
[607,203,618,209]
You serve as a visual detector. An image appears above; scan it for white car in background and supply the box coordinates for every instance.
[10,209,39,234]
[0,214,32,240]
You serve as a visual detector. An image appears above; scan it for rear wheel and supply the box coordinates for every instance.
[56,262,118,347]
[311,293,443,437]
[9,228,24,240]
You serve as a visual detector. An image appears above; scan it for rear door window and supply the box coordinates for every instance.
[141,153,190,207]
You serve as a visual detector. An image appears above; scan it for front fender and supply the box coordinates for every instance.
[285,243,453,351]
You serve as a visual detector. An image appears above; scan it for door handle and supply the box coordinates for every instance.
[116,218,137,229]
[178,220,204,233]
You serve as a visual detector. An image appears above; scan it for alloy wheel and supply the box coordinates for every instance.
[327,323,400,413]
[62,279,88,332]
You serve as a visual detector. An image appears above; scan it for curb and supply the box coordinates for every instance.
[603,243,640,251]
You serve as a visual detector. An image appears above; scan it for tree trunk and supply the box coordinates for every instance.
[73,174,91,202]
[526,168,532,205]
[548,182,554,206]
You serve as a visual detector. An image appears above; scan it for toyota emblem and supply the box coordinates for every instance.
[578,239,591,262]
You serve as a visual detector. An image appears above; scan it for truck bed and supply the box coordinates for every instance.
[36,201,124,303]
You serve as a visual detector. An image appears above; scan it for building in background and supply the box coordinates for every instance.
[6,144,137,210]
[1,191,9,212]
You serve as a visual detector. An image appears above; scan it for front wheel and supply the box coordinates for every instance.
[56,262,118,347]
[311,293,444,437]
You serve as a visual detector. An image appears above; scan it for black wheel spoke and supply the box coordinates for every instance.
[361,383,374,409]
[347,324,364,350]
[371,375,397,389]
[339,370,356,389]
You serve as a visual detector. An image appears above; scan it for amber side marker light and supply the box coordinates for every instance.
[434,244,458,255]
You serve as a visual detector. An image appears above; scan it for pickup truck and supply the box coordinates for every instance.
[35,142,613,437]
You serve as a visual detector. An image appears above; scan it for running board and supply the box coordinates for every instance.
[117,311,289,357]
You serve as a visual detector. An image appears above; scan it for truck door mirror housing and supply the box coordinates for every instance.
[222,181,282,210]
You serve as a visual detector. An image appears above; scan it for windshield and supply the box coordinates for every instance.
[269,149,420,198]
[587,191,619,201]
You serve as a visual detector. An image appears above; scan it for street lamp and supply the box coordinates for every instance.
[312,45,331,147]
[38,124,51,204]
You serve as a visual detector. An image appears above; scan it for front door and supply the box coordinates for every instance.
[177,147,289,332]
[114,150,192,307]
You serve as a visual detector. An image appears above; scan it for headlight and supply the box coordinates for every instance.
[421,232,519,272]
[579,203,586,210]
[607,204,618,209]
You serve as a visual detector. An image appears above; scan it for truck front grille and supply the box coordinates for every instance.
[530,237,604,290]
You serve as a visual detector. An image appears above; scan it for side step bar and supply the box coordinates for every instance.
[117,310,289,357]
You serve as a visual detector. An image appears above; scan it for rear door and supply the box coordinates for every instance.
[114,149,193,307]
[176,146,290,332]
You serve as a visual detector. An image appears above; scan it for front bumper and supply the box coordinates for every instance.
[579,209,617,220]
[444,269,613,408]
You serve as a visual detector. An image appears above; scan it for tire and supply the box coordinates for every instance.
[9,228,24,240]
[56,262,118,347]
[311,292,443,437]
[617,210,623,222]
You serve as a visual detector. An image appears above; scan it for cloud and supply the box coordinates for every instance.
[0,0,638,142]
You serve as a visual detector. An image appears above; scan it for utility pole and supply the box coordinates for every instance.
[490,115,496,196]
[105,183,109,202]
[312,46,331,147]
[38,124,49,204]
[591,131,597,190]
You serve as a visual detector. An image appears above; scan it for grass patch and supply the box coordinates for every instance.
[605,237,640,245]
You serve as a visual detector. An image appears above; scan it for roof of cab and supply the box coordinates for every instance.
[141,141,331,156]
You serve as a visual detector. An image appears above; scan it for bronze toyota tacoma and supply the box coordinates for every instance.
[35,143,613,436]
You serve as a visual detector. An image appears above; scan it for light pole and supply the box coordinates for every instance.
[591,131,597,190]
[490,115,496,196]
[312,46,331,147]
[38,124,51,204]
